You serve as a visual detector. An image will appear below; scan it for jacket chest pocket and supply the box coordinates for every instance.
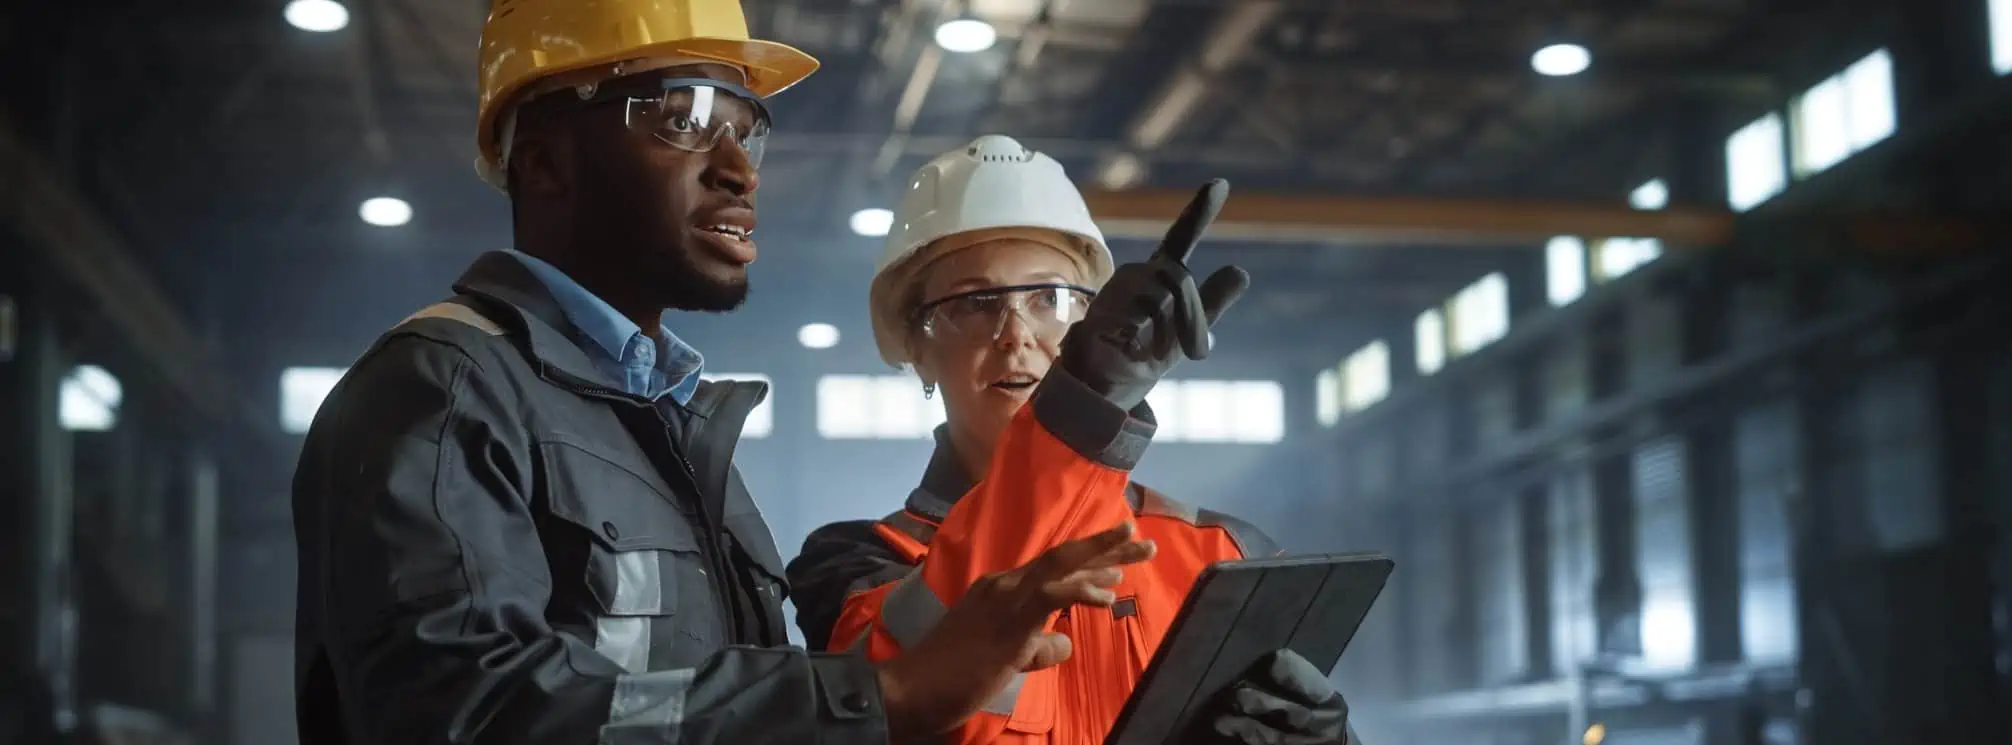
[541,438,724,672]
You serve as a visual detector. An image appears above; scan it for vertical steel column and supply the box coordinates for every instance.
[0,280,77,733]
[1931,333,2007,742]
[1681,268,1743,666]
[187,448,221,722]
[1381,311,1422,703]
[1513,345,1554,680]
[1577,309,1637,744]
[1587,310,1642,661]
[1786,276,1849,745]
[1442,380,1481,692]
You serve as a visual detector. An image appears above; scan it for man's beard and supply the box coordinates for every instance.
[657,247,750,312]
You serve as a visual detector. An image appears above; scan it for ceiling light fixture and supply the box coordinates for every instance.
[798,323,841,350]
[359,197,413,227]
[934,19,998,53]
[849,207,894,237]
[1531,43,1592,77]
[284,0,351,33]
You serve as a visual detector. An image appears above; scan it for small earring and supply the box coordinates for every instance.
[922,382,936,399]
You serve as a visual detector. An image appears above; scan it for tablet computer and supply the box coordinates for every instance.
[1104,552,1395,745]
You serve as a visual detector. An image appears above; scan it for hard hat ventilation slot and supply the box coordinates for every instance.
[966,135,1035,163]
[974,150,1034,163]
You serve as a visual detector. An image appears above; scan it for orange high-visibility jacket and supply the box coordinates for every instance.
[786,370,1280,745]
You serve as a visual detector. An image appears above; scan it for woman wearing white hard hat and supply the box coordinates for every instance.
[786,136,1359,745]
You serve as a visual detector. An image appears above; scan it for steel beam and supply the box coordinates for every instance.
[0,118,273,438]
[1080,188,2012,250]
[1080,188,1738,245]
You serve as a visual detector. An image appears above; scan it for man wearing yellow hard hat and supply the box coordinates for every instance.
[291,2,1152,744]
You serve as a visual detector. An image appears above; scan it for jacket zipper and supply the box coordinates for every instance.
[679,381,774,641]
[546,374,745,636]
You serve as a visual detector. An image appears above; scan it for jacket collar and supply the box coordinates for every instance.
[902,423,1142,522]
[449,250,620,391]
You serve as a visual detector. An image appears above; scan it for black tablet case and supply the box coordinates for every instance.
[1104,552,1395,745]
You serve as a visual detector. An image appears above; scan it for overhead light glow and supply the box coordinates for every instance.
[359,197,412,227]
[798,323,841,350]
[849,207,894,237]
[1531,43,1592,77]
[934,19,998,53]
[60,365,122,432]
[284,0,351,33]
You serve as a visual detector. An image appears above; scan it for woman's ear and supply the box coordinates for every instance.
[910,352,937,388]
[907,334,939,387]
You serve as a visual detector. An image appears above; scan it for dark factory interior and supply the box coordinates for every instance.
[3,0,2011,743]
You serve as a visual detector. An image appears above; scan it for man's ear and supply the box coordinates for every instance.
[509,129,570,198]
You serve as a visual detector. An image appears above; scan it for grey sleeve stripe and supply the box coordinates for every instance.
[980,673,1025,716]
[1197,508,1283,558]
[602,668,697,744]
[878,569,949,648]
[1136,488,1199,523]
[399,302,505,335]
[1136,486,1283,558]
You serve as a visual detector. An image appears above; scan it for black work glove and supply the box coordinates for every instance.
[1057,179,1252,410]
[1207,649,1354,745]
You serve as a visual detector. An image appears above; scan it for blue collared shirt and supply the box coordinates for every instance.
[504,249,705,405]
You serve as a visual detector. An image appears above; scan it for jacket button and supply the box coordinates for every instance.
[602,522,620,540]
[840,691,870,713]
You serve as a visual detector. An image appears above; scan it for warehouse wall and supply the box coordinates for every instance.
[1322,246,2012,745]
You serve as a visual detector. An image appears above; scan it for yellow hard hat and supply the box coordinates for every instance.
[475,0,820,181]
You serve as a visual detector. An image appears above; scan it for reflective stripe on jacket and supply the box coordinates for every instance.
[786,368,1279,745]
[292,251,887,745]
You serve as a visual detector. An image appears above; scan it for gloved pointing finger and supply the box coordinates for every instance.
[1153,179,1230,266]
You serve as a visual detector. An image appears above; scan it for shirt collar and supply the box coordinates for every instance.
[503,249,706,399]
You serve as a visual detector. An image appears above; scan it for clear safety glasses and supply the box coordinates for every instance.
[917,283,1097,345]
[570,75,772,167]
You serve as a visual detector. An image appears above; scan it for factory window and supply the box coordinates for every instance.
[280,366,347,434]
[1145,379,1285,443]
[1791,49,1896,178]
[1725,113,1787,211]
[1593,238,1663,283]
[1546,236,1588,306]
[816,374,944,439]
[1995,0,2012,73]
[1448,273,1509,357]
[1315,368,1344,428]
[60,365,122,432]
[700,373,774,439]
[1415,308,1447,374]
[1341,341,1391,413]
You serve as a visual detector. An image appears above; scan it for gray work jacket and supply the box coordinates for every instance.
[291,251,887,745]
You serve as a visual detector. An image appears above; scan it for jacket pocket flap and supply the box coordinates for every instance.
[541,439,700,554]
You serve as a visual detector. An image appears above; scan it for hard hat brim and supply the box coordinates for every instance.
[477,36,820,174]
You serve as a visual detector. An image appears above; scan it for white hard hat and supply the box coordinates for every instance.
[868,135,1114,368]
